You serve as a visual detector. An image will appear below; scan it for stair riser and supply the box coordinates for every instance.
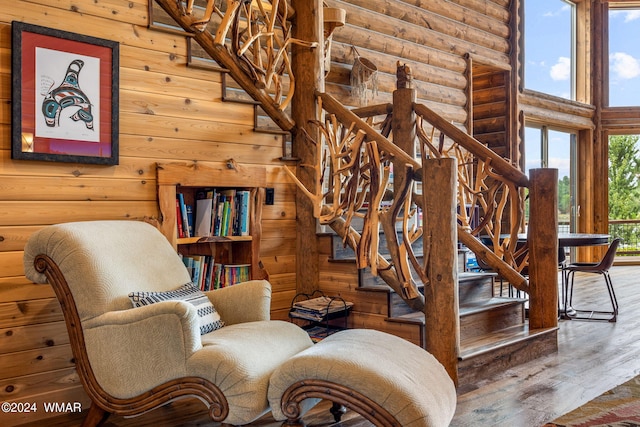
[457,329,558,390]
[350,312,424,347]
[382,273,498,317]
[458,275,495,305]
[460,304,525,341]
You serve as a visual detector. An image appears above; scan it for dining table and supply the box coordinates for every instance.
[557,233,610,248]
[508,232,611,317]
[555,233,611,318]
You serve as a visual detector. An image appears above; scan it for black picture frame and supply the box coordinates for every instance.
[11,21,119,165]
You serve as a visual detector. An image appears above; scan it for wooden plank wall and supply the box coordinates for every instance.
[0,1,296,424]
[472,66,509,158]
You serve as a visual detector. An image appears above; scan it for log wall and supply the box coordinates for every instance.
[0,1,296,423]
[324,0,513,124]
[0,0,627,424]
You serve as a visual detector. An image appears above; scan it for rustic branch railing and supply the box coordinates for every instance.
[154,0,311,131]
[285,89,533,301]
[413,104,530,293]
[284,91,426,310]
[282,87,560,382]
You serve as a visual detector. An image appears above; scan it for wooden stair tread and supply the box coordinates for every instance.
[358,271,496,292]
[386,311,424,324]
[459,324,558,360]
[459,271,498,280]
[459,297,527,316]
[357,286,393,294]
[386,297,526,324]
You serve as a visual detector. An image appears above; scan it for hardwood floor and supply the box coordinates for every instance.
[452,263,640,426]
[15,265,640,427]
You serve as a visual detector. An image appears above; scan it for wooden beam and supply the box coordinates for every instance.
[422,157,459,385]
[527,168,559,330]
[291,0,324,294]
[392,86,417,196]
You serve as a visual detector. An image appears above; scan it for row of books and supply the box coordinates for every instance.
[181,254,251,291]
[176,189,251,239]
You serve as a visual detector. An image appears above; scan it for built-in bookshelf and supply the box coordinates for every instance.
[156,162,269,289]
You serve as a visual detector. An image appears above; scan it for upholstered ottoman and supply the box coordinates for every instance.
[268,328,457,427]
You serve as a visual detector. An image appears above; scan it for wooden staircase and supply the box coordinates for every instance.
[151,0,561,387]
[319,231,558,389]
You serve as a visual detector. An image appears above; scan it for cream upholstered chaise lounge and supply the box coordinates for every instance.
[23,220,314,427]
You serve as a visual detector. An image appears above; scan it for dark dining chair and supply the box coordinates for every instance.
[564,238,621,322]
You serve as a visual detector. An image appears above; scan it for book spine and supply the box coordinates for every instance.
[181,255,194,280]
[178,193,190,238]
[192,257,201,287]
[176,198,184,238]
[209,190,217,236]
[203,255,214,291]
[214,194,224,236]
[239,190,250,236]
[186,205,194,237]
[222,200,231,236]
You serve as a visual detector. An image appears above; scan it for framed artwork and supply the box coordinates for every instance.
[11,21,119,165]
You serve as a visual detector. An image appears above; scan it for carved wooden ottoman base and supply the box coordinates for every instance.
[268,329,457,427]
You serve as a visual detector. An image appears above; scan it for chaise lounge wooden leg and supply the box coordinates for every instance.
[281,418,305,426]
[330,401,347,422]
[81,402,111,427]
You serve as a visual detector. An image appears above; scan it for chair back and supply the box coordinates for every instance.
[595,238,621,271]
[24,221,191,322]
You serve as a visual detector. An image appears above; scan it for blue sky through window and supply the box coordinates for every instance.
[609,8,640,106]
[524,1,640,180]
[525,1,640,105]
[524,0,573,99]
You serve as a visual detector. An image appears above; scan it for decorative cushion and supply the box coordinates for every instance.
[128,283,224,335]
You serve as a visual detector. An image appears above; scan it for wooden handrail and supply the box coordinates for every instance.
[316,91,422,176]
[413,102,530,188]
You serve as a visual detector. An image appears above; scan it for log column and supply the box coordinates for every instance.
[392,70,417,196]
[527,168,559,329]
[291,1,324,294]
[423,157,460,385]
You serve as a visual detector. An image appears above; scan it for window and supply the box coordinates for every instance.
[524,0,576,100]
[525,126,577,234]
[608,6,640,106]
[608,134,640,255]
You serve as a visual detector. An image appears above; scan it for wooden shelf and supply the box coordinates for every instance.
[177,235,253,245]
[156,161,269,284]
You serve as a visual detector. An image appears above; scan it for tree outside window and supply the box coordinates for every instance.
[608,135,640,251]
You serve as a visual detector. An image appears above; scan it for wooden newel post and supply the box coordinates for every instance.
[527,168,559,329]
[423,157,460,385]
[292,0,324,294]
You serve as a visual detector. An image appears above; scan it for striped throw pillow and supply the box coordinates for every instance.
[128,283,224,335]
